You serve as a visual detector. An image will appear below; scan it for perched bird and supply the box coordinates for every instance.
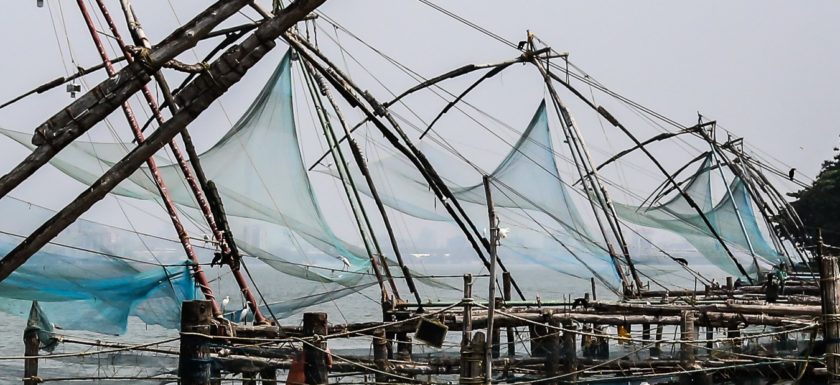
[674,257,689,266]
[222,295,230,312]
[239,306,250,324]
[338,255,352,270]
[788,168,796,181]
[499,227,510,239]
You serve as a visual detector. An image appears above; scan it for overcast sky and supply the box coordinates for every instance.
[0,0,837,242]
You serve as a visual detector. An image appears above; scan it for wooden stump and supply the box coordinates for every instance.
[23,329,38,385]
[303,312,329,385]
[819,255,840,384]
[179,300,215,385]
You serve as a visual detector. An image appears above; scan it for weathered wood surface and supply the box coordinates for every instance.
[820,255,840,384]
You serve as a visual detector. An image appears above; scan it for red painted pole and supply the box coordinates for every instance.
[75,0,221,317]
[93,0,268,324]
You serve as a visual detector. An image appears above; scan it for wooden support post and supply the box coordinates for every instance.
[492,297,502,359]
[679,311,697,385]
[652,322,663,357]
[260,368,277,385]
[562,322,578,381]
[642,323,651,354]
[394,309,411,361]
[503,272,515,357]
[460,274,475,385]
[544,319,561,385]
[529,310,552,357]
[483,175,498,385]
[23,328,38,385]
[727,322,741,353]
[179,300,215,385]
[303,312,329,385]
[373,328,390,384]
[590,277,597,301]
[819,253,840,384]
[397,334,413,361]
[726,276,734,295]
[706,326,714,352]
[242,373,257,385]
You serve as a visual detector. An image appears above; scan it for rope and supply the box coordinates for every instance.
[0,337,178,360]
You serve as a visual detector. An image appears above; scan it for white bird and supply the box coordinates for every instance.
[239,306,250,324]
[499,227,510,239]
[338,255,351,270]
[222,295,230,310]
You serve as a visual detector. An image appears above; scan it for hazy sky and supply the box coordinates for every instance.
[0,0,837,241]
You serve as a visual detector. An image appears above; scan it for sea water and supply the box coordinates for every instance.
[0,262,747,384]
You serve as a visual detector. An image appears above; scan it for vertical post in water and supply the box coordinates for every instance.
[679,311,697,385]
[483,175,498,384]
[303,313,329,385]
[818,232,840,384]
[179,300,214,385]
[461,274,474,385]
[562,321,578,381]
[652,321,663,357]
[545,318,561,385]
[373,328,390,384]
[503,271,515,357]
[23,328,38,385]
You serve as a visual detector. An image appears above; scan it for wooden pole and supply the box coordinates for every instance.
[23,329,38,385]
[483,175,498,384]
[819,240,840,384]
[0,0,327,283]
[652,322,663,357]
[679,311,697,385]
[545,319,561,385]
[373,328,390,384]
[303,312,329,385]
[461,274,475,385]
[562,322,578,381]
[179,300,215,385]
[503,272,515,357]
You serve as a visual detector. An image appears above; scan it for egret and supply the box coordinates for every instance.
[499,227,510,239]
[338,255,351,270]
[222,295,230,312]
[239,306,250,324]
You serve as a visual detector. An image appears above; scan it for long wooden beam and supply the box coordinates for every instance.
[0,0,327,283]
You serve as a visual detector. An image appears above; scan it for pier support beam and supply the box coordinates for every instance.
[820,254,840,384]
[179,300,215,385]
[303,312,329,385]
[562,322,578,381]
[23,328,38,385]
[373,328,390,383]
